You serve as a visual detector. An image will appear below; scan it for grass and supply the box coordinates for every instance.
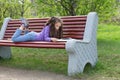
[0,48,68,74]
[91,24,120,80]
[0,24,120,79]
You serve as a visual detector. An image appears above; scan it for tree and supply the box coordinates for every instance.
[0,0,32,26]
[35,0,118,23]
[56,0,79,16]
[36,0,80,16]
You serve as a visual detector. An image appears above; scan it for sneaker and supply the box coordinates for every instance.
[20,18,29,28]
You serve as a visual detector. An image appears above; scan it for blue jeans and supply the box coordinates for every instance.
[12,29,36,42]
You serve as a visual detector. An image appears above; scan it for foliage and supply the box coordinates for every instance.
[0,0,32,26]
[35,0,119,23]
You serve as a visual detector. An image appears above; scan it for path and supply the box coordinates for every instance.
[0,66,79,80]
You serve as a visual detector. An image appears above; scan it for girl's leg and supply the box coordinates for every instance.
[12,30,36,42]
[12,27,23,41]
[24,29,29,34]
[12,26,36,42]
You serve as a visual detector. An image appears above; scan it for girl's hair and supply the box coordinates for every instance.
[46,17,63,39]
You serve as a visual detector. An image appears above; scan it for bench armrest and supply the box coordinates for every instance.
[73,39,90,44]
[0,17,11,40]
[65,39,97,76]
[83,12,98,42]
[65,39,90,53]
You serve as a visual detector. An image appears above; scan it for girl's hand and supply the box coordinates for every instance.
[51,38,58,42]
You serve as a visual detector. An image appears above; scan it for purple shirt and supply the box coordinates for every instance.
[35,26,51,41]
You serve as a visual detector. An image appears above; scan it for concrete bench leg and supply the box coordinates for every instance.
[65,39,98,76]
[67,51,85,76]
[66,40,85,76]
[0,46,11,59]
[0,17,12,59]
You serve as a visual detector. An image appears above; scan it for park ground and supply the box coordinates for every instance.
[0,24,120,80]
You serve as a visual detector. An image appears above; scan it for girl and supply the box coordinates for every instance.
[11,17,63,42]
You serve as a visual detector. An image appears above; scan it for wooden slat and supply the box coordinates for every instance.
[7,24,21,27]
[5,28,85,32]
[0,40,65,44]
[0,40,65,49]
[62,18,86,21]
[7,23,45,27]
[6,25,85,30]
[64,29,84,31]
[3,34,84,39]
[9,17,86,22]
[63,35,83,39]
[61,16,87,19]
[27,18,49,21]
[63,25,85,28]
[5,29,42,33]
[8,22,86,26]
[4,31,84,34]
[63,22,86,25]
[6,27,43,30]
[63,32,84,34]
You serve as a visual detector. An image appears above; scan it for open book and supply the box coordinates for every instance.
[57,38,72,42]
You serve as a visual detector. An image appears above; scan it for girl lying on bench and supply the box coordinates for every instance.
[11,17,63,42]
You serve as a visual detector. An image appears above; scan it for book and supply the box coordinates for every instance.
[57,38,72,42]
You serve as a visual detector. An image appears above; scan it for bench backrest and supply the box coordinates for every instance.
[3,16,87,40]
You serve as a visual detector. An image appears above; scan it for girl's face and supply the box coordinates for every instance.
[55,22,61,30]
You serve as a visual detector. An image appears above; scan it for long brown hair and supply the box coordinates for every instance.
[46,17,63,39]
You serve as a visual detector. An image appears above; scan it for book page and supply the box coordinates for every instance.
[57,38,72,42]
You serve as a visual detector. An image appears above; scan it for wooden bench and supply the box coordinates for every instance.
[0,12,98,76]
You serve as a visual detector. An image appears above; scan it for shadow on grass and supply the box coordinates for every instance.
[98,38,119,45]
[84,63,92,73]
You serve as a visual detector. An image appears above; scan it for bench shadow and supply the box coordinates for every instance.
[83,63,92,73]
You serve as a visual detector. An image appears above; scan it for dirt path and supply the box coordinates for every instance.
[0,66,79,80]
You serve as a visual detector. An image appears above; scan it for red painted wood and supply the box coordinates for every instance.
[0,40,65,49]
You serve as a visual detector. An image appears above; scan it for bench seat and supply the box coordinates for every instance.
[0,40,65,48]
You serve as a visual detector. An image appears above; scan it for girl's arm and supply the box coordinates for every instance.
[44,26,58,42]
[51,38,58,42]
[44,26,51,41]
[24,28,30,34]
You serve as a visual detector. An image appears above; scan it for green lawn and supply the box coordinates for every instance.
[0,24,120,79]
